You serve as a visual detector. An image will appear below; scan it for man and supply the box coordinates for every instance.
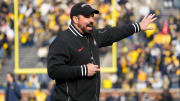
[47,2,156,101]
[5,72,21,101]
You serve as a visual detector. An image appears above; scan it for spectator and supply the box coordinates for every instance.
[28,93,36,101]
[45,81,55,101]
[28,74,40,89]
[103,76,113,89]
[34,89,47,101]
[163,0,173,8]
[5,72,21,101]
[105,92,121,101]
[17,74,28,89]
[152,70,163,89]
[160,89,174,101]
[167,59,180,88]
[136,69,147,90]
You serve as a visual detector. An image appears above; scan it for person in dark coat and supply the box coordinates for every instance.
[5,72,21,101]
[47,2,157,101]
[161,89,173,101]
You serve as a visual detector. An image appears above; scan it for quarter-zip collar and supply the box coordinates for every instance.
[68,24,84,37]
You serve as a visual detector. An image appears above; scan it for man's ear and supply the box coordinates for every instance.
[72,16,79,24]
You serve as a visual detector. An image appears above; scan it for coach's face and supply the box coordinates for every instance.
[74,14,95,34]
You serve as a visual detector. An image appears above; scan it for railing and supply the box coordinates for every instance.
[1,89,180,101]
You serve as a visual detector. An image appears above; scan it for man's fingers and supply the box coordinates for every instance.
[151,17,157,22]
[148,14,157,22]
[143,15,148,20]
[146,14,152,19]
[145,14,156,21]
[95,68,100,72]
[144,14,151,20]
[147,14,154,19]
[94,65,99,68]
[148,27,153,30]
[146,26,153,30]
[94,65,100,72]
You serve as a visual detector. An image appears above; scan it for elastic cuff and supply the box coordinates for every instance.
[84,64,88,76]
[81,64,88,77]
[137,23,141,32]
[132,23,141,33]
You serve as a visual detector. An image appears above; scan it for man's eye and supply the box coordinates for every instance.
[84,15,91,18]
[91,14,94,17]
[84,14,94,18]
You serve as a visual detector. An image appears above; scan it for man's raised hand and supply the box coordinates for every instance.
[139,14,157,31]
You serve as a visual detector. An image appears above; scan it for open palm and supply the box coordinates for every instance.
[139,14,157,31]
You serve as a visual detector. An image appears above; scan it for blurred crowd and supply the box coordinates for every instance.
[0,0,13,67]
[103,0,180,92]
[0,0,180,101]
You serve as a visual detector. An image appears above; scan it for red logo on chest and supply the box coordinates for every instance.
[77,47,83,52]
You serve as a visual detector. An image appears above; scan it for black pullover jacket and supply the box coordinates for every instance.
[47,23,141,101]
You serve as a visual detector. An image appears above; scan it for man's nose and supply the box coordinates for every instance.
[89,16,95,22]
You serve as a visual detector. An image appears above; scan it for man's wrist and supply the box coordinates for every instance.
[80,64,88,77]
[132,23,141,33]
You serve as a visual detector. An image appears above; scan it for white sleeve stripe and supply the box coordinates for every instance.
[136,23,140,32]
[132,24,136,33]
[81,65,83,76]
[84,64,87,76]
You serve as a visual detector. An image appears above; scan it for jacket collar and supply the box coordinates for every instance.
[68,24,83,37]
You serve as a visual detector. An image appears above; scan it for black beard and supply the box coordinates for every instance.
[78,23,93,34]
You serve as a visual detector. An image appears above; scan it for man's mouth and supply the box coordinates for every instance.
[87,23,93,30]
[87,24,93,27]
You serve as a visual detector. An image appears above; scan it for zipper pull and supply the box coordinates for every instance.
[91,56,94,60]
[91,57,96,64]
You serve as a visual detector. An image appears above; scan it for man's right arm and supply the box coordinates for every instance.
[47,38,85,80]
[47,38,99,80]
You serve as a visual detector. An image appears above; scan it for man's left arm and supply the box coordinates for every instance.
[94,14,157,47]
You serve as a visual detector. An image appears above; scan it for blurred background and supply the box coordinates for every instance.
[0,0,180,101]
